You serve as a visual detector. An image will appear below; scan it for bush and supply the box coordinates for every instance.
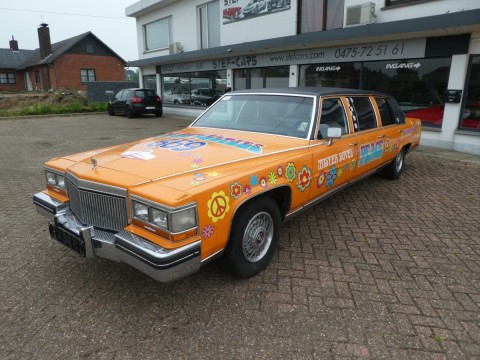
[0,92,108,117]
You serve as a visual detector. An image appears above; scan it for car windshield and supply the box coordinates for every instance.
[192,94,315,139]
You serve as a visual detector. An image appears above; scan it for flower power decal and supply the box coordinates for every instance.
[207,191,230,222]
[297,166,312,192]
[151,133,266,154]
[358,140,384,166]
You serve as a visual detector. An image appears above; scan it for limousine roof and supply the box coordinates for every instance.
[230,87,388,98]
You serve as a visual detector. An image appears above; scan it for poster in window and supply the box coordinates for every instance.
[223,0,291,24]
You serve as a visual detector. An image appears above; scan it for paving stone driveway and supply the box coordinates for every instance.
[1,114,479,359]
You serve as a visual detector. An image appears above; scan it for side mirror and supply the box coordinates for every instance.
[324,127,342,146]
[327,127,342,138]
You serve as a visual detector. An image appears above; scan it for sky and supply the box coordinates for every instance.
[0,0,139,65]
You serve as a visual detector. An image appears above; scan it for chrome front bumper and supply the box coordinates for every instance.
[33,192,201,282]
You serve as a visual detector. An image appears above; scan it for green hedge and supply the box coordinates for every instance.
[0,101,107,117]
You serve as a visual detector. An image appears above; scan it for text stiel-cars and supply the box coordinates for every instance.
[33,88,421,282]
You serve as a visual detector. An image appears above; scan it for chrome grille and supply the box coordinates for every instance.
[66,178,128,232]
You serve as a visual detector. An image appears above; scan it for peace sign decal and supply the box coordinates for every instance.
[207,191,230,223]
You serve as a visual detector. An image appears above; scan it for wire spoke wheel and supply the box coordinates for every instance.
[224,197,281,278]
[242,212,273,263]
[395,150,404,173]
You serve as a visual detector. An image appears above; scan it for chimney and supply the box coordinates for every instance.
[38,23,52,60]
[9,36,19,51]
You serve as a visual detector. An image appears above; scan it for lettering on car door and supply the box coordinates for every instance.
[310,97,357,200]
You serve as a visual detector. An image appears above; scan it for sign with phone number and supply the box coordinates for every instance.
[259,38,427,66]
[161,38,426,74]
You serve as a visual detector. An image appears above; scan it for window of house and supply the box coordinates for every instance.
[461,55,480,131]
[385,0,426,7]
[300,62,360,88]
[348,97,377,131]
[0,72,15,84]
[199,1,220,49]
[298,0,344,33]
[162,70,226,106]
[233,66,289,90]
[35,71,40,84]
[364,58,451,128]
[86,42,94,53]
[144,17,172,51]
[143,75,157,90]
[80,69,96,83]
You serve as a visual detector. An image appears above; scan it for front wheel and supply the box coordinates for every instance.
[383,148,404,180]
[126,106,135,118]
[224,197,281,278]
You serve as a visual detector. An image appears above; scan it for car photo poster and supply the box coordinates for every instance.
[223,0,291,24]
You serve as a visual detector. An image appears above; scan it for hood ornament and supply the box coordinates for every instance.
[91,157,98,169]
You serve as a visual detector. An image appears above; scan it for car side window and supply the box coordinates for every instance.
[348,97,377,132]
[318,97,348,139]
[375,97,396,126]
[115,90,124,100]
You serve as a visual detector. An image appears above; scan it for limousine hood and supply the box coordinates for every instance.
[61,127,308,190]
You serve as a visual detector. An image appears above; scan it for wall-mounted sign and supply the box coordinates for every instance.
[316,66,341,72]
[385,62,421,69]
[445,89,462,103]
[162,38,427,74]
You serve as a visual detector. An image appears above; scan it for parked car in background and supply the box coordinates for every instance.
[108,88,162,118]
[163,89,191,105]
[223,6,242,20]
[190,88,225,106]
[243,0,267,16]
[267,0,290,11]
[33,88,421,283]
[405,103,480,128]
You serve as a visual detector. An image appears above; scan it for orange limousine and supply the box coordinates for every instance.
[33,88,421,282]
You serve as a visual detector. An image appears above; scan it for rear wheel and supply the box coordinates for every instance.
[224,197,281,278]
[155,111,163,117]
[383,148,405,180]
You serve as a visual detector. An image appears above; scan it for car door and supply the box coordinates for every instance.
[113,90,126,113]
[346,96,388,176]
[309,96,358,201]
[373,96,403,163]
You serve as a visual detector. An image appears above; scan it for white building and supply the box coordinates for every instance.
[126,0,480,155]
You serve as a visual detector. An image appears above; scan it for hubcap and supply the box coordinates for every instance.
[395,151,404,173]
[242,212,274,263]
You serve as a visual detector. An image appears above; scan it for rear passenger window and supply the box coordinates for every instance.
[348,97,377,132]
[318,97,348,139]
[375,97,395,126]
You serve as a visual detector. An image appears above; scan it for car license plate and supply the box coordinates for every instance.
[49,223,86,256]
[146,106,155,110]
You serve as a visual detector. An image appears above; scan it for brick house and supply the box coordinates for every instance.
[0,23,126,92]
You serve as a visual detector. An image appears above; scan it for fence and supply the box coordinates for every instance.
[86,81,139,103]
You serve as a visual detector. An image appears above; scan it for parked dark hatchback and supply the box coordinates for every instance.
[108,88,163,118]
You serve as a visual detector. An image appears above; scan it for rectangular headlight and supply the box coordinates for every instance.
[131,197,197,239]
[132,201,149,221]
[151,208,168,229]
[45,170,66,190]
